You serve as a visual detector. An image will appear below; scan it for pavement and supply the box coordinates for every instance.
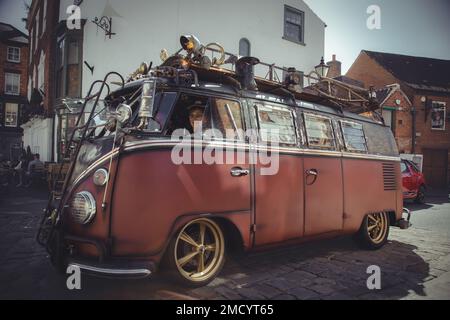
[0,185,449,300]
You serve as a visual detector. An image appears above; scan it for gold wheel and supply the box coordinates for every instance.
[367,212,388,244]
[174,218,225,283]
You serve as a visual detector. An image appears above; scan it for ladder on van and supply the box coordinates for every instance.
[36,72,125,250]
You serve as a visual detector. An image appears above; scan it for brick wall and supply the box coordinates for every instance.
[346,52,408,92]
[380,89,413,153]
[0,41,29,97]
[28,0,60,116]
[347,51,450,188]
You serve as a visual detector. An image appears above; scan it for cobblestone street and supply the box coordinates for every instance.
[1,188,449,300]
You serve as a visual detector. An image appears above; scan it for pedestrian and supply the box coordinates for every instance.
[25,154,45,187]
[14,154,28,187]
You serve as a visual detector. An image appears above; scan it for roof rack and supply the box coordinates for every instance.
[127,35,380,115]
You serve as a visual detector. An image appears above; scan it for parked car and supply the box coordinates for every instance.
[401,159,426,203]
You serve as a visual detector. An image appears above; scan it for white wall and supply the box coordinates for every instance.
[59,0,325,97]
[21,118,53,162]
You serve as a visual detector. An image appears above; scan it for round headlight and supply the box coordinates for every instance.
[70,191,96,225]
[93,168,108,186]
[116,103,132,124]
[139,62,148,75]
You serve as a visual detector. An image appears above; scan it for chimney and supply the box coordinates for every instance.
[326,54,341,78]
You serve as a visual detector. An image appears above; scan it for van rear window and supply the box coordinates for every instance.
[303,113,335,149]
[340,121,367,152]
[363,122,399,157]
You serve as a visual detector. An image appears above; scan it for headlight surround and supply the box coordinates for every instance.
[93,168,109,186]
[70,191,96,225]
[116,103,132,124]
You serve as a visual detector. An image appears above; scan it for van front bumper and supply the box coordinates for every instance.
[67,258,155,279]
[62,234,156,279]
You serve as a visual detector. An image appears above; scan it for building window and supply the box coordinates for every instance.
[283,5,305,44]
[42,0,47,35]
[239,38,251,57]
[34,10,39,52]
[431,102,446,131]
[5,73,21,95]
[29,29,33,64]
[7,47,21,62]
[56,32,83,98]
[5,103,19,127]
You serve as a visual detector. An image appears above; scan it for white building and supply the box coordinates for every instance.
[59,0,325,98]
[27,0,326,162]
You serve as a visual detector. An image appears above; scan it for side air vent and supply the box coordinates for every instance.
[382,162,397,191]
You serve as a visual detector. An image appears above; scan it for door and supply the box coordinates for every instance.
[303,114,343,236]
[423,149,448,189]
[253,103,304,245]
[111,94,253,255]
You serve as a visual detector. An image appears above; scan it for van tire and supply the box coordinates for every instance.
[355,212,390,250]
[164,218,226,287]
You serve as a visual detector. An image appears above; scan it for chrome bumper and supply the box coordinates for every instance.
[68,260,153,279]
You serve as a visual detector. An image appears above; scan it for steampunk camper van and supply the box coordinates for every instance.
[38,35,410,286]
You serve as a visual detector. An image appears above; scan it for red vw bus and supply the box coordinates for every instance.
[38,36,410,287]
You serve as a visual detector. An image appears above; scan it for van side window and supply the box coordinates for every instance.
[340,121,368,153]
[256,104,297,145]
[303,113,335,149]
[210,98,245,141]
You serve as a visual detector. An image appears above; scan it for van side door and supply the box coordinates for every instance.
[252,102,304,245]
[302,113,344,235]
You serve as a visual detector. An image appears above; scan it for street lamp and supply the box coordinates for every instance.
[314,57,329,77]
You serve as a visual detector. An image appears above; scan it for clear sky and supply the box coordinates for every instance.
[1,0,449,74]
[304,0,450,73]
[0,0,30,33]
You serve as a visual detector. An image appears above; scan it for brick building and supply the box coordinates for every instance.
[23,0,61,162]
[347,50,450,189]
[0,22,29,161]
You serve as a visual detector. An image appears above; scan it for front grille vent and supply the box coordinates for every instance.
[382,162,397,191]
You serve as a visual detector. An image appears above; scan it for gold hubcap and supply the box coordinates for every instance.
[174,219,224,282]
[367,212,388,244]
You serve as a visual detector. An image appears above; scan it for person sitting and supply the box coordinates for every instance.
[187,103,206,135]
[25,154,45,187]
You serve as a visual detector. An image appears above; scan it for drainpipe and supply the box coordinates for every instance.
[411,105,416,154]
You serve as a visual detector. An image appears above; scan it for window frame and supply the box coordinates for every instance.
[4,72,21,95]
[431,101,446,131]
[303,112,337,150]
[255,103,299,146]
[339,120,368,153]
[209,97,247,142]
[4,103,19,128]
[163,91,247,142]
[7,46,21,63]
[283,5,305,45]
[55,30,83,99]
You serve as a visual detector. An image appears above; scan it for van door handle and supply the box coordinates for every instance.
[230,167,250,177]
[305,169,318,185]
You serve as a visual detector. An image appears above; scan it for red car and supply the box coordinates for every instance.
[401,159,426,203]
